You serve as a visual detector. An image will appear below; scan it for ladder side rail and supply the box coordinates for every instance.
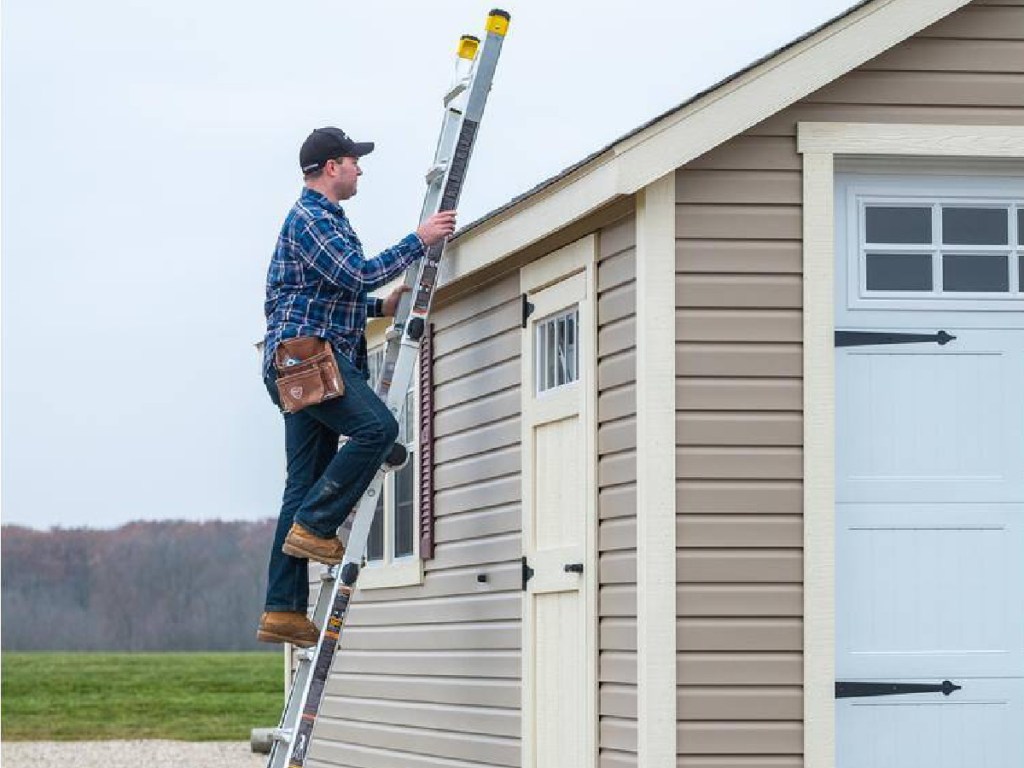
[377,40,479,402]
[375,24,506,407]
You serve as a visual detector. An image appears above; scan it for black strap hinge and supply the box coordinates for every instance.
[521,294,535,328]
[836,680,962,698]
[521,556,534,590]
[835,330,956,348]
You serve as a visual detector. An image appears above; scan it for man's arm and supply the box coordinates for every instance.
[298,215,424,294]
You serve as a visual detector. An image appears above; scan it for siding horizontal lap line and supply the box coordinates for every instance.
[433,384,519,417]
[597,256,636,293]
[332,650,520,679]
[307,742,511,768]
[433,350,520,378]
[320,695,520,737]
[432,528,522,552]
[919,6,1024,39]
[598,216,636,260]
[309,721,519,767]
[432,446,520,491]
[433,406,519,437]
[434,504,520,540]
[433,419,520,464]
[434,473,519,501]
[346,592,520,626]
[431,300,520,353]
[432,274,520,332]
[806,72,1024,107]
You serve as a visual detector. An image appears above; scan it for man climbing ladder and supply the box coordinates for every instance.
[261,10,510,768]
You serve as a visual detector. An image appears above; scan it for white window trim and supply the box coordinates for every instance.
[838,177,1023,311]
[357,316,425,591]
[798,122,1024,768]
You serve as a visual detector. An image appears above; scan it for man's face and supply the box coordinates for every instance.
[327,156,362,200]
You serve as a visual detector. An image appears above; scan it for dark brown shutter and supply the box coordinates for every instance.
[418,323,435,559]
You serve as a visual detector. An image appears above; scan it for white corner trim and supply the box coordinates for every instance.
[798,121,1024,768]
[437,0,972,291]
[635,171,677,764]
[800,149,837,768]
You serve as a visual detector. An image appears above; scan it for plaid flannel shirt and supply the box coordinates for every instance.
[263,188,424,377]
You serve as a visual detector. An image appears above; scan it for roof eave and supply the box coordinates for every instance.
[439,0,973,290]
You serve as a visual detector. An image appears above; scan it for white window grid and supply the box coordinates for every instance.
[851,193,1023,308]
[365,346,418,564]
[535,306,580,394]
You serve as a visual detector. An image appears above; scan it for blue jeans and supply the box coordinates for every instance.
[263,354,398,612]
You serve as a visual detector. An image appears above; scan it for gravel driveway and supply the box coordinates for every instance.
[1,741,265,768]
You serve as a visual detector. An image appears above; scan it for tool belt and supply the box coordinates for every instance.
[274,337,344,414]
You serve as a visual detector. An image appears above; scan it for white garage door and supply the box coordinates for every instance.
[834,174,1024,768]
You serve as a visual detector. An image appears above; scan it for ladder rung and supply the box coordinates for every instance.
[443,79,470,105]
[271,728,293,744]
[424,162,448,184]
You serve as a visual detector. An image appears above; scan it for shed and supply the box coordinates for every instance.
[290,0,1024,765]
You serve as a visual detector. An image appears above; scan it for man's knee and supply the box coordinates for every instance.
[354,409,399,450]
[380,412,400,446]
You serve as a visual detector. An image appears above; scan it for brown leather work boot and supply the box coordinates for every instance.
[256,611,319,647]
[281,522,345,565]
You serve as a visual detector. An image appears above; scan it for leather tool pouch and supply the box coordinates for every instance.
[274,337,345,414]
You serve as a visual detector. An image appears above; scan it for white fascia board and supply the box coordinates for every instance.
[438,156,620,290]
[438,0,971,290]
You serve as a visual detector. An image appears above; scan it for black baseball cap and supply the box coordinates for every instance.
[299,127,375,174]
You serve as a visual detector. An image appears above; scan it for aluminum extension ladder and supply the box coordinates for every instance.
[267,10,510,768]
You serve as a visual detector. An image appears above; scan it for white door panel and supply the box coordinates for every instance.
[837,504,1024,680]
[837,330,1024,504]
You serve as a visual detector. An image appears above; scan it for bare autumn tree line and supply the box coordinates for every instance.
[1,519,277,650]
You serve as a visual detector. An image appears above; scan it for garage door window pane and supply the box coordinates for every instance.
[943,253,1009,292]
[865,253,933,291]
[865,206,931,244]
[943,207,1008,245]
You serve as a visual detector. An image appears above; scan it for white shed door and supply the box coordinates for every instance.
[521,269,592,768]
[836,326,1024,767]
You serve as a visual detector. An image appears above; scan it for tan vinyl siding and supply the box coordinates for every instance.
[597,214,638,767]
[673,1,1024,764]
[310,272,523,768]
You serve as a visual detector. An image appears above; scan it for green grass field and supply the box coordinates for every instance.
[1,652,282,741]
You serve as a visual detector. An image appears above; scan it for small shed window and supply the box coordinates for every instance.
[535,307,579,394]
[365,347,417,563]
[859,198,1023,299]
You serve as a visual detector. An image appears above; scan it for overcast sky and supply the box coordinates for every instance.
[2,0,856,529]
